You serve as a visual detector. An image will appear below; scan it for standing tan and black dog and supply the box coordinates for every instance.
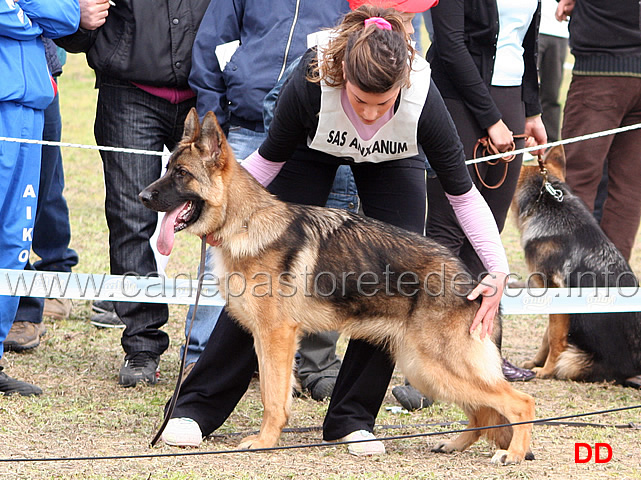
[140,109,535,464]
[512,146,641,386]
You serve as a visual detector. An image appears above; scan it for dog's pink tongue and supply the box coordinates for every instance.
[157,205,184,256]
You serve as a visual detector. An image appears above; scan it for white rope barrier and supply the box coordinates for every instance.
[3,121,641,164]
[0,136,166,156]
[465,122,641,164]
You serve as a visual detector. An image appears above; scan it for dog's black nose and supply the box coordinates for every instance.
[139,188,158,206]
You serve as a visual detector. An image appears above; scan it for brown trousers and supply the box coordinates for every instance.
[563,74,641,261]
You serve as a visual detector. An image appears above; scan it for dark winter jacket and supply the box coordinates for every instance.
[567,0,641,76]
[55,0,210,88]
[427,0,542,129]
[188,0,350,133]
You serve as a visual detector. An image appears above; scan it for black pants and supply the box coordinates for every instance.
[426,86,525,279]
[538,34,568,143]
[95,76,195,356]
[171,150,426,440]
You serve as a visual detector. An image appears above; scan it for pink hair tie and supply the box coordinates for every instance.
[364,17,392,31]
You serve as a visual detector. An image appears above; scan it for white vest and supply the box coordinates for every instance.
[308,47,431,164]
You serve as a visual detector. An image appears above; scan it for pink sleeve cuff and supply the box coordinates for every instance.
[445,186,510,274]
[240,149,285,187]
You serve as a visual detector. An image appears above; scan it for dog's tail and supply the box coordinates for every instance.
[558,345,637,384]
[556,345,602,381]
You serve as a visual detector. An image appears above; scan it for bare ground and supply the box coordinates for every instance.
[0,301,640,480]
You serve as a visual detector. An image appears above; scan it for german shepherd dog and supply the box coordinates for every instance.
[140,109,535,464]
[512,146,641,385]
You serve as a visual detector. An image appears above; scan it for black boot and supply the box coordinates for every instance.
[0,367,42,396]
[392,379,433,411]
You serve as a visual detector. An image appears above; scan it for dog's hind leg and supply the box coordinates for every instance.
[523,324,549,369]
[482,383,535,465]
[431,407,483,454]
[238,321,299,450]
[432,406,518,456]
[532,313,569,379]
[420,368,534,464]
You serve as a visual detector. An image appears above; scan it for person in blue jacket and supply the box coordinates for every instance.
[0,0,79,395]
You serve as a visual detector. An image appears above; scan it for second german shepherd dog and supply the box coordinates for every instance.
[512,146,641,385]
[140,109,535,464]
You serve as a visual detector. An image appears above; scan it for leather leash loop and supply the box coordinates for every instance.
[473,134,529,189]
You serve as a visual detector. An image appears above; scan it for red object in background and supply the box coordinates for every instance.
[348,0,439,13]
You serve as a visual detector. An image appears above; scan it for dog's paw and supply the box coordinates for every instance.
[521,360,539,369]
[532,367,555,379]
[238,434,277,450]
[490,449,524,465]
[431,441,458,454]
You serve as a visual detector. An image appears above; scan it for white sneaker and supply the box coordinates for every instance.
[337,430,386,456]
[161,418,203,447]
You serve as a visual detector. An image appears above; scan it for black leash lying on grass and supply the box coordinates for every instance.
[209,418,641,439]
[3,404,639,463]
[150,235,208,447]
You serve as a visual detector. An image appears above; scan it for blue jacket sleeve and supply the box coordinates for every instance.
[0,0,79,40]
[189,0,243,132]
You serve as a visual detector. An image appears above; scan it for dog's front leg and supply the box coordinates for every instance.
[522,324,549,369]
[239,322,299,450]
[532,313,569,379]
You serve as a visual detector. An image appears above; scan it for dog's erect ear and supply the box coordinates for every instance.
[543,145,566,180]
[182,108,201,143]
[199,111,225,162]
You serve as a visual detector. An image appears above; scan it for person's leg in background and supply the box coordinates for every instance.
[592,162,608,223]
[0,103,44,396]
[95,78,195,386]
[563,75,641,261]
[593,78,641,261]
[537,33,568,143]
[8,88,79,352]
[31,86,79,286]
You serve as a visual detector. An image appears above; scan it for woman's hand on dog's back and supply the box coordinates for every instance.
[467,271,508,340]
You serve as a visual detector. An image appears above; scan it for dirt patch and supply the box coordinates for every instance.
[0,302,639,480]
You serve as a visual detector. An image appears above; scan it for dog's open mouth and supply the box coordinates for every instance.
[157,200,202,256]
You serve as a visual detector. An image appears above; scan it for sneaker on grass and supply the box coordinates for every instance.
[304,376,336,401]
[161,418,203,447]
[392,381,433,411]
[91,300,114,315]
[0,368,42,396]
[118,352,160,387]
[90,310,125,329]
[331,430,385,456]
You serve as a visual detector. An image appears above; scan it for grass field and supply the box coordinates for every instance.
[0,52,640,480]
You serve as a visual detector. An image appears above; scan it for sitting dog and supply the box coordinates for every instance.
[140,109,535,464]
[511,146,641,387]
